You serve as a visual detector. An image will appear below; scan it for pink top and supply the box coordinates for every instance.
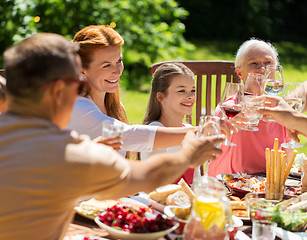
[208,120,289,177]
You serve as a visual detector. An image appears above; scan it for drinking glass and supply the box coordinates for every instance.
[184,176,233,240]
[219,82,244,146]
[252,220,277,240]
[242,95,265,131]
[281,82,306,148]
[244,73,265,96]
[263,65,284,122]
[196,115,221,177]
[101,119,124,140]
[263,65,284,96]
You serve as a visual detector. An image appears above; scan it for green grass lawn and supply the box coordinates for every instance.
[121,40,307,154]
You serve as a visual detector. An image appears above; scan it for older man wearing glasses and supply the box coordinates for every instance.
[0,33,224,240]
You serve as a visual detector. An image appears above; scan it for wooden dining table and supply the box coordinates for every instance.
[65,173,303,240]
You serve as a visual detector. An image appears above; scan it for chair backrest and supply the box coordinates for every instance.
[0,69,4,78]
[150,60,241,125]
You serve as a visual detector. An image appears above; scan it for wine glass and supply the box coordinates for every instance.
[244,72,265,96]
[241,73,265,131]
[263,65,284,122]
[197,115,221,176]
[242,95,265,131]
[263,65,284,96]
[281,82,306,148]
[219,82,244,146]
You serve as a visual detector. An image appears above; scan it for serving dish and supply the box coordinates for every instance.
[226,178,297,198]
[94,216,179,240]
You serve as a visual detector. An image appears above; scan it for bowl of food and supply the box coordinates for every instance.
[95,204,179,240]
[246,192,307,232]
[226,177,297,198]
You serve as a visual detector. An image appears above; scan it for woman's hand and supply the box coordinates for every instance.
[93,136,123,152]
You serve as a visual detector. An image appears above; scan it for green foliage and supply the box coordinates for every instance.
[177,0,307,43]
[0,0,194,89]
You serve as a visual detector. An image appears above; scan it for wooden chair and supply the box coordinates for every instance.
[150,60,241,125]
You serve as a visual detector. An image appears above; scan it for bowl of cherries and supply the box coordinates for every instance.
[95,204,179,240]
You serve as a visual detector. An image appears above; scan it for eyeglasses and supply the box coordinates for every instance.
[40,78,89,96]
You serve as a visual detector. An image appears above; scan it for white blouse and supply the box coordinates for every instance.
[66,97,158,156]
[140,121,192,161]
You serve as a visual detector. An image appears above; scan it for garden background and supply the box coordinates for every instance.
[1,0,307,152]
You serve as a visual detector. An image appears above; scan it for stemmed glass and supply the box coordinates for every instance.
[244,73,265,96]
[281,82,306,148]
[219,82,244,146]
[198,115,221,174]
[242,95,265,131]
[241,73,266,131]
[262,65,284,122]
[263,65,284,96]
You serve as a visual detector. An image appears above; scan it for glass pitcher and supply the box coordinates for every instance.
[183,176,233,240]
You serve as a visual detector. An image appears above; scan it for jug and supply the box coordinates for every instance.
[184,176,233,240]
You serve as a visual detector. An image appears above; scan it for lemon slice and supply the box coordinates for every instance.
[194,196,226,230]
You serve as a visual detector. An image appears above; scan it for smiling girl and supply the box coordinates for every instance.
[141,63,196,184]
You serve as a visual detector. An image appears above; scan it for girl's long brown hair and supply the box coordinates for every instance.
[73,25,137,159]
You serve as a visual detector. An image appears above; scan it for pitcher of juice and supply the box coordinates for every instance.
[183,176,233,240]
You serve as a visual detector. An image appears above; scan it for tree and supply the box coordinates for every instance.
[0,0,194,89]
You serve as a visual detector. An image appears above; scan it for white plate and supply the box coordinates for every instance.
[276,227,307,240]
[216,174,265,182]
[95,216,179,240]
[63,234,108,240]
[75,197,150,220]
[285,179,301,186]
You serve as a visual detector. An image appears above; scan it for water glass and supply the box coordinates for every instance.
[242,95,265,131]
[101,119,124,139]
[252,219,277,240]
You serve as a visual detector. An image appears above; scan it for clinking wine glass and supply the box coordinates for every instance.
[281,82,306,149]
[241,73,265,131]
[219,82,244,146]
[263,65,284,122]
[242,95,265,131]
[196,115,221,177]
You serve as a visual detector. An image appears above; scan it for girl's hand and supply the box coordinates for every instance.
[93,136,123,152]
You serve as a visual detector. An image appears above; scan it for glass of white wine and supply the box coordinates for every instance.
[263,65,284,122]
[263,65,284,96]
[281,82,306,149]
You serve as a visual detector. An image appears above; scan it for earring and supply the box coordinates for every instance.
[82,75,87,81]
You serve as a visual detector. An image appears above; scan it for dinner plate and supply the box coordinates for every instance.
[74,197,150,220]
[63,234,108,240]
[276,227,307,240]
[216,173,265,182]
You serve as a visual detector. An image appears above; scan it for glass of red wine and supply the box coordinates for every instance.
[219,82,244,146]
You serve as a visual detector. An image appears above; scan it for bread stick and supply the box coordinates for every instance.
[265,148,271,199]
[280,152,287,193]
[273,138,279,154]
[283,150,297,185]
[271,149,276,199]
[276,150,282,197]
